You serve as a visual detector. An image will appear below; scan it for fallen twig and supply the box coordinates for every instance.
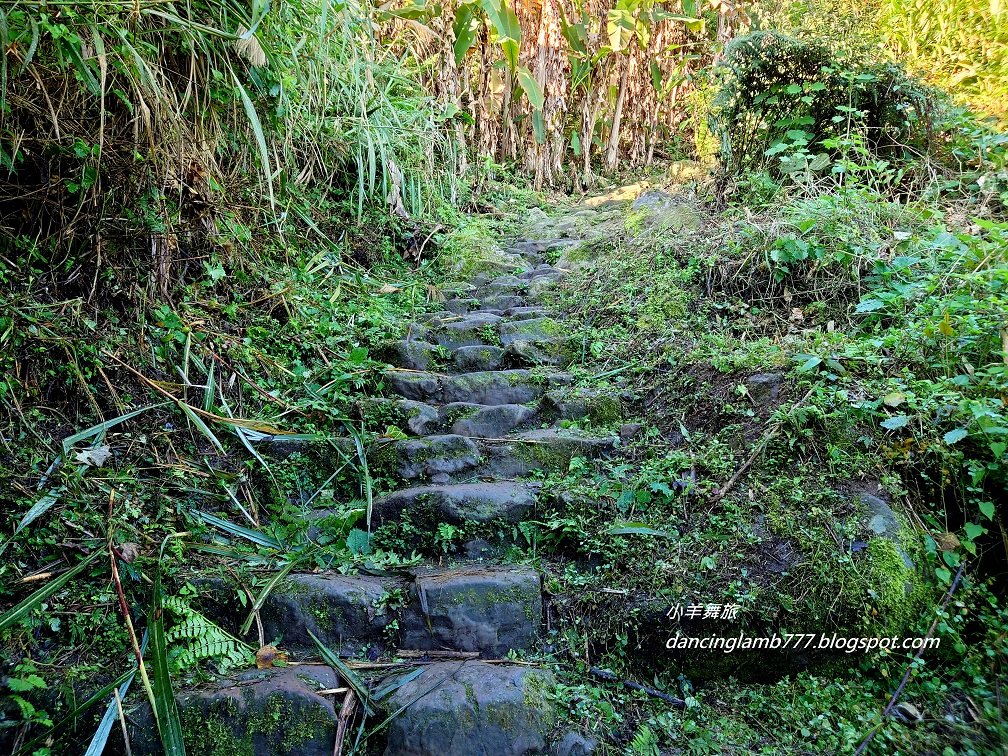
[853,563,965,755]
[395,650,481,660]
[711,384,818,502]
[333,690,356,756]
[589,666,686,707]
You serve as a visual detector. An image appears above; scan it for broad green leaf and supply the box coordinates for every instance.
[856,298,885,313]
[607,8,636,52]
[607,523,674,538]
[963,522,985,541]
[943,428,969,444]
[453,4,480,64]
[880,415,909,430]
[480,0,521,69]
[979,501,995,520]
[516,65,545,110]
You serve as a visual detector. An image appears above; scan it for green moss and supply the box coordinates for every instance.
[585,395,622,426]
[856,537,925,634]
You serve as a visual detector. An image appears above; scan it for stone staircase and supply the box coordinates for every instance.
[136,239,610,756]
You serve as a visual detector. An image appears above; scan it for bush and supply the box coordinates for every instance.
[709,31,938,182]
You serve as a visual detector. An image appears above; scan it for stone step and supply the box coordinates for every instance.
[201,566,542,659]
[128,661,563,756]
[384,662,556,756]
[127,665,344,756]
[366,398,540,437]
[517,265,565,281]
[499,316,565,345]
[372,481,540,529]
[385,369,569,406]
[422,304,547,323]
[369,430,618,483]
[476,273,528,296]
[419,311,505,350]
[375,339,444,371]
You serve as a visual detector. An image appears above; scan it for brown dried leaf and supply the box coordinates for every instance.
[256,645,288,669]
[117,542,140,563]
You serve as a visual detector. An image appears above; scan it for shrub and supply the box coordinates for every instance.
[709,31,938,181]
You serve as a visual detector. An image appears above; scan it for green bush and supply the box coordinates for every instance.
[709,31,938,180]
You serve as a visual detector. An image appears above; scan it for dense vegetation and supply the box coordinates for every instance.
[1,0,1006,753]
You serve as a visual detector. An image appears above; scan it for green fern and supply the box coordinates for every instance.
[163,595,254,673]
[628,724,660,756]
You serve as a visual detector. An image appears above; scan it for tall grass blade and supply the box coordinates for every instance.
[178,401,225,453]
[192,510,283,549]
[231,68,275,212]
[61,404,166,456]
[150,546,186,756]
[84,631,149,756]
[0,549,103,632]
[239,559,298,636]
[307,629,374,716]
[344,423,373,531]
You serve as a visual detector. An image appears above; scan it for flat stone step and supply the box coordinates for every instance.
[370,431,617,483]
[386,369,568,406]
[128,665,342,756]
[364,398,539,438]
[499,316,564,345]
[384,662,556,756]
[421,312,504,350]
[401,566,542,656]
[477,430,619,479]
[373,481,540,528]
[518,265,565,281]
[479,293,527,310]
[200,566,541,659]
[453,344,506,371]
[502,305,549,319]
[376,339,443,371]
[506,237,579,256]
[371,434,481,483]
[477,274,528,296]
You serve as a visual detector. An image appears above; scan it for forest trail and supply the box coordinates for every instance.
[130,221,614,755]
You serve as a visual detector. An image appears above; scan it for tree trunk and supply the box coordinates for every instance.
[605,54,630,172]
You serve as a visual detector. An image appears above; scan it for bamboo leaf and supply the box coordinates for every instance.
[239,560,298,636]
[606,523,674,538]
[84,632,149,756]
[62,404,165,457]
[231,69,275,212]
[178,401,225,453]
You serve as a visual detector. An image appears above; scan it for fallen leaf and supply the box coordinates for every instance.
[377,283,400,295]
[934,532,960,551]
[117,542,140,563]
[74,445,112,468]
[256,645,288,669]
[893,701,923,724]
